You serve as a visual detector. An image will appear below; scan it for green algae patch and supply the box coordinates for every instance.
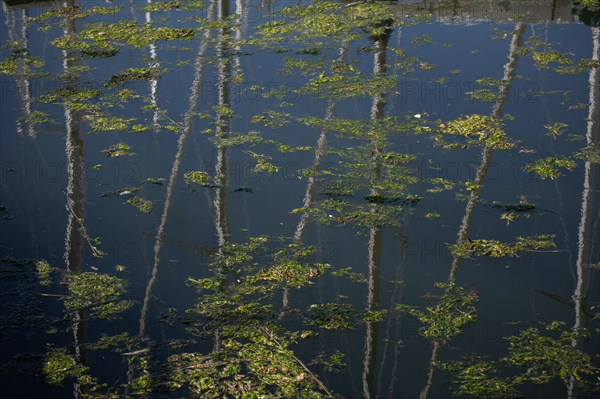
[35,259,52,286]
[79,21,195,48]
[43,348,87,385]
[64,272,134,319]
[436,114,514,150]
[105,68,161,87]
[524,156,577,179]
[396,282,478,342]
[127,196,153,214]
[89,116,135,133]
[102,143,135,158]
[450,235,556,259]
[183,171,210,185]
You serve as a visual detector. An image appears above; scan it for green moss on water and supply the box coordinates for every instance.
[396,282,478,342]
[35,260,52,286]
[26,111,53,126]
[140,1,180,12]
[524,156,576,179]
[89,116,135,133]
[43,348,87,385]
[127,196,153,214]
[575,144,600,164]
[331,267,366,283]
[304,303,356,330]
[102,143,135,158]
[64,272,134,319]
[104,68,161,87]
[450,235,555,259]
[40,87,101,104]
[436,114,514,150]
[183,171,210,185]
[79,21,195,48]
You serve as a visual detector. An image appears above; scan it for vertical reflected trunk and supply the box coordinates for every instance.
[214,0,231,258]
[280,43,349,319]
[420,22,526,399]
[138,0,216,340]
[567,25,599,399]
[212,0,232,352]
[145,0,160,129]
[3,3,35,137]
[61,1,87,397]
[380,230,408,398]
[363,26,392,399]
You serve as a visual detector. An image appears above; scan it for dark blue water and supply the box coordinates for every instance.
[1,0,599,397]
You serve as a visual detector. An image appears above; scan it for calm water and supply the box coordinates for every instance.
[1,0,599,398]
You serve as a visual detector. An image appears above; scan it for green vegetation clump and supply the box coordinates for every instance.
[35,260,52,286]
[127,196,153,214]
[89,116,136,133]
[43,348,88,385]
[183,171,210,185]
[105,68,161,87]
[396,282,478,342]
[442,324,600,397]
[102,143,135,157]
[524,156,576,179]
[450,235,555,258]
[64,272,134,319]
[436,114,514,150]
[79,21,195,48]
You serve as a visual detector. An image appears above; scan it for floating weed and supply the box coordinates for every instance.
[102,143,135,158]
[88,115,135,133]
[488,200,536,224]
[247,151,279,173]
[575,143,600,164]
[450,235,556,259]
[362,309,387,323]
[86,333,134,351]
[51,36,119,59]
[30,4,120,23]
[43,348,87,385]
[167,327,331,397]
[436,114,514,150]
[331,267,366,283]
[183,170,210,185]
[580,58,600,68]
[544,122,569,138]
[140,1,180,12]
[440,356,521,399]
[475,77,504,86]
[467,89,499,102]
[35,259,52,286]
[78,21,195,48]
[312,350,346,372]
[0,55,46,77]
[427,177,455,193]
[212,131,265,148]
[304,303,357,330]
[524,156,576,179]
[532,50,573,68]
[250,111,292,129]
[25,111,53,126]
[104,68,161,87]
[504,326,600,387]
[39,87,100,104]
[144,177,165,185]
[396,282,478,342]
[64,272,134,319]
[127,196,153,214]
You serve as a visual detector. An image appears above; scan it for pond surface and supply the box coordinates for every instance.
[1,0,599,397]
